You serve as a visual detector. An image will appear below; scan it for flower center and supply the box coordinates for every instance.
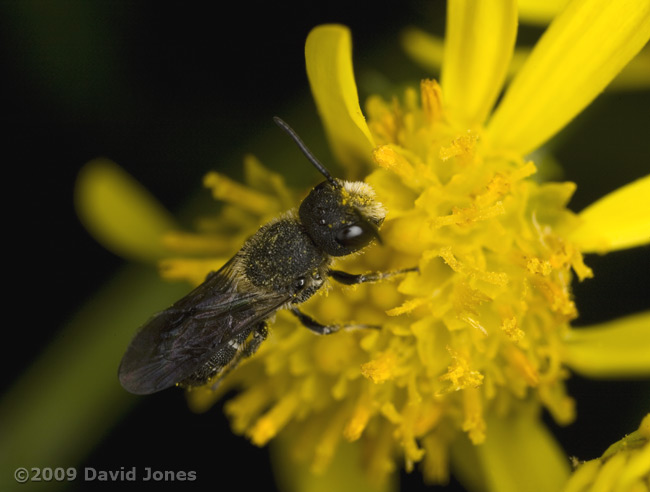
[184,79,594,483]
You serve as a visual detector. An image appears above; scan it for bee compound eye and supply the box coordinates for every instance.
[335,224,368,247]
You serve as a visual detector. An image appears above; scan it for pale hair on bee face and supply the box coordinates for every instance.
[341,180,387,223]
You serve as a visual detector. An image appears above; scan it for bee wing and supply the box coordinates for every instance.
[118,259,291,394]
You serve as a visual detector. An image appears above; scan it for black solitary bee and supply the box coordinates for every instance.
[119,117,415,395]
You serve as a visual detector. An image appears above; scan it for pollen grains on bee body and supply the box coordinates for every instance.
[240,214,328,293]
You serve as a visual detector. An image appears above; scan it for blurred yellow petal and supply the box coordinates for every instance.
[601,413,650,460]
[441,0,517,127]
[518,0,569,25]
[271,437,395,492]
[570,175,650,253]
[75,158,177,262]
[0,266,189,489]
[487,0,650,155]
[476,408,570,492]
[203,171,281,215]
[305,25,375,175]
[400,27,444,75]
[563,311,650,378]
[563,415,650,492]
[563,459,601,492]
[449,435,487,492]
[609,45,650,91]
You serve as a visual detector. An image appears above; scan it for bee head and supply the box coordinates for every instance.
[299,179,385,256]
[273,116,386,256]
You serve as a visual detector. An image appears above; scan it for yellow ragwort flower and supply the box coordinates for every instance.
[76,0,650,490]
[187,0,650,488]
[181,3,650,488]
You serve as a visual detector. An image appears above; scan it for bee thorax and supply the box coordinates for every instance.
[241,215,329,300]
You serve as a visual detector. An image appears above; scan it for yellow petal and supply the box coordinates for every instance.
[0,266,189,485]
[402,30,650,92]
[400,27,444,75]
[449,435,486,492]
[270,437,396,492]
[601,414,650,459]
[441,0,517,127]
[518,0,569,25]
[75,158,177,262]
[512,46,650,92]
[609,45,650,91]
[570,175,650,253]
[487,0,650,156]
[563,415,650,491]
[305,25,375,175]
[203,171,281,215]
[476,408,570,492]
[563,311,650,378]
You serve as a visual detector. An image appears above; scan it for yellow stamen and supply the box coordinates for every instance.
[439,346,484,392]
[343,393,373,442]
[432,202,506,228]
[462,387,486,444]
[373,145,427,189]
[527,257,553,276]
[243,154,295,209]
[438,248,509,286]
[248,392,300,446]
[538,379,576,425]
[452,280,492,315]
[439,131,478,162]
[412,401,444,437]
[505,344,539,386]
[380,402,403,425]
[501,316,525,342]
[224,384,276,434]
[458,313,489,336]
[530,276,578,320]
[403,434,426,472]
[474,162,538,209]
[361,351,399,383]
[420,79,443,124]
[386,296,429,316]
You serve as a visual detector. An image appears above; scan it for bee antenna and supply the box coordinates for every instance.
[273,116,340,187]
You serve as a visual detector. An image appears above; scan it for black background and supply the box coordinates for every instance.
[2,1,649,491]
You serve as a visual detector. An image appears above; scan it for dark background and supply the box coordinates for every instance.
[2,1,648,491]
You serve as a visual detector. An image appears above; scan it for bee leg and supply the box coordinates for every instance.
[328,266,418,285]
[290,307,379,335]
[224,322,268,369]
[208,322,268,390]
[242,322,269,357]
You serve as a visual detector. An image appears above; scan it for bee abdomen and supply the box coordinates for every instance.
[179,323,268,389]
